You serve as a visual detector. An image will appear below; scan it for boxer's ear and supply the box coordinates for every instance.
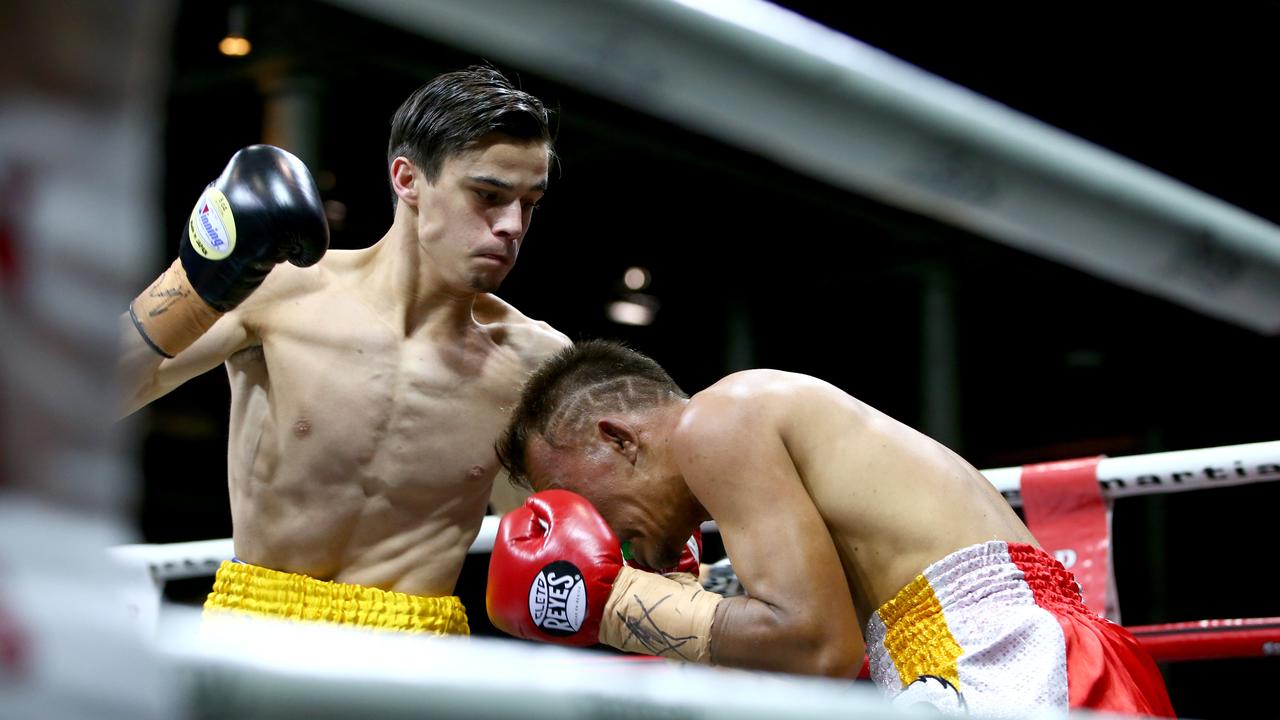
[390,156,418,206]
[597,418,638,465]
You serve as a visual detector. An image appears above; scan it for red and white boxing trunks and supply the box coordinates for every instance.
[864,540,1174,717]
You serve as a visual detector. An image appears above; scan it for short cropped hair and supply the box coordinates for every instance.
[498,340,686,489]
[387,65,552,183]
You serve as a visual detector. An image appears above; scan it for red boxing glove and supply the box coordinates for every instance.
[674,529,703,574]
[627,529,702,576]
[486,490,623,647]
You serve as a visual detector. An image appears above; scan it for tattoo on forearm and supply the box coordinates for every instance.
[617,593,698,660]
[144,274,188,318]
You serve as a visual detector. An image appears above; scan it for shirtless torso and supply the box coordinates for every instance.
[119,122,568,597]
[681,370,1034,624]
[124,251,565,595]
[668,369,1035,673]
[231,258,565,594]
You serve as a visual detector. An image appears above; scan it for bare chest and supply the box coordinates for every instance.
[237,308,531,493]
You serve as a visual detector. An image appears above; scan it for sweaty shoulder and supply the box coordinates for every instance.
[691,369,817,412]
[474,293,571,368]
[673,371,781,451]
[674,370,837,454]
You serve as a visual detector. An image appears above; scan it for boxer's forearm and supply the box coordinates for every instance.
[115,313,223,417]
[116,311,169,416]
[115,287,250,417]
[710,596,862,678]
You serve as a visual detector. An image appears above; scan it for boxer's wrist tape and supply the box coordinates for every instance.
[129,258,223,358]
[598,565,721,663]
[663,570,702,589]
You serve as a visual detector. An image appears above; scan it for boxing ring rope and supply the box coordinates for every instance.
[109,516,502,583]
[151,607,899,720]
[113,440,1280,578]
[331,0,1280,335]
[112,440,1280,665]
[1127,618,1280,663]
[980,439,1280,506]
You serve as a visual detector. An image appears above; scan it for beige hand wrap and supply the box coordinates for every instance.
[598,565,722,663]
[128,258,222,358]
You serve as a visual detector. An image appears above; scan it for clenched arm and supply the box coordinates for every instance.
[118,144,327,417]
[674,394,863,678]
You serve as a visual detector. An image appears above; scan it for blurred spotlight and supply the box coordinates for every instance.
[607,293,659,326]
[623,266,650,291]
[608,301,653,326]
[218,5,251,57]
[218,36,250,57]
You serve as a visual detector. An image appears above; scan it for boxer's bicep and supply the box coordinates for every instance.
[677,410,861,677]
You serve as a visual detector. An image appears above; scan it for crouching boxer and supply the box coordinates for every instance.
[486,340,1174,717]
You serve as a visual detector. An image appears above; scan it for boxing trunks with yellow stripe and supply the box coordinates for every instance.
[864,541,1173,717]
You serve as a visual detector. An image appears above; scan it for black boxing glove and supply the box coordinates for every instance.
[180,144,327,311]
[129,145,328,357]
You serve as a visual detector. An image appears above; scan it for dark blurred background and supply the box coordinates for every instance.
[137,3,1279,717]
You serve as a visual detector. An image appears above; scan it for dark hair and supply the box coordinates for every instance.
[387,64,552,184]
[498,340,687,489]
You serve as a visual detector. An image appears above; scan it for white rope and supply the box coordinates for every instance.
[985,439,1280,506]
[156,606,898,720]
[332,0,1280,334]
[108,515,500,582]
[114,441,1278,581]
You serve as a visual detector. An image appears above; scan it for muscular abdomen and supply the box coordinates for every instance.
[223,307,520,596]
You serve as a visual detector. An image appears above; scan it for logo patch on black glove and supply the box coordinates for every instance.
[187,188,237,260]
[528,561,587,636]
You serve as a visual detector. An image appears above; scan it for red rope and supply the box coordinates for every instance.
[599,618,1280,669]
[1126,617,1280,662]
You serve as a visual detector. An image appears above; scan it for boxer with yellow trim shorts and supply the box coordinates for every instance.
[116,67,570,635]
[487,341,1174,717]
[866,541,1170,715]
